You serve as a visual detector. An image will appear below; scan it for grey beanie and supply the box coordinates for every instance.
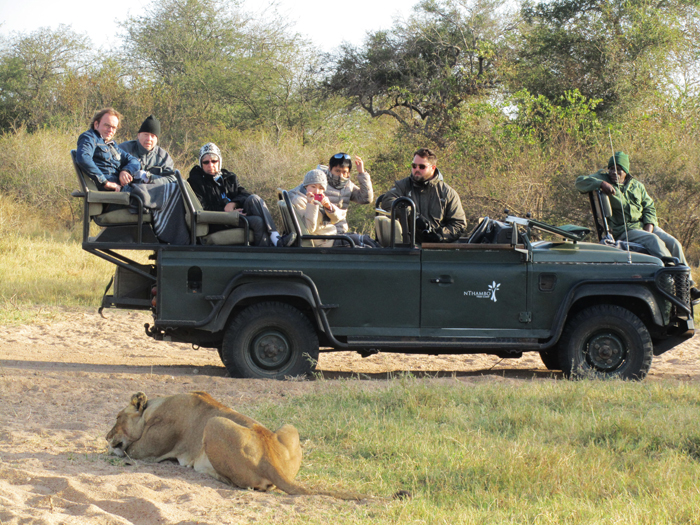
[303,169,327,190]
[199,143,222,168]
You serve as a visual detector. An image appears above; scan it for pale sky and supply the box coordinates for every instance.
[0,0,417,52]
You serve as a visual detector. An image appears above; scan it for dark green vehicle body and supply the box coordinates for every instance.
[72,160,693,380]
[150,238,689,347]
[98,229,693,380]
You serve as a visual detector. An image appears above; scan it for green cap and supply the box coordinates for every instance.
[608,151,630,175]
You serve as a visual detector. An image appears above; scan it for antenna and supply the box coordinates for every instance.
[608,128,632,264]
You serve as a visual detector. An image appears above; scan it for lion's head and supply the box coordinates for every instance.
[106,391,149,456]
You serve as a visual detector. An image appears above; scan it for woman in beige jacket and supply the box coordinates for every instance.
[289,170,379,248]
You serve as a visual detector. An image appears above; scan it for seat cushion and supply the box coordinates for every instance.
[201,227,254,246]
[375,216,402,247]
[94,208,152,225]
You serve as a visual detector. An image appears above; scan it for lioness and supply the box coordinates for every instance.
[106,391,311,495]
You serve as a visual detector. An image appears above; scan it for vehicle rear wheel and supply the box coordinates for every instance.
[538,349,561,371]
[221,302,319,380]
[559,305,652,380]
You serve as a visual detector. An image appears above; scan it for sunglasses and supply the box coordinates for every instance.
[412,163,431,170]
[333,153,351,160]
[202,159,219,165]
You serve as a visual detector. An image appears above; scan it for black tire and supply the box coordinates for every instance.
[558,305,653,380]
[221,302,319,380]
[539,349,561,371]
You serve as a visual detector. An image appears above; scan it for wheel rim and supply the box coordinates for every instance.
[584,331,627,371]
[249,330,292,371]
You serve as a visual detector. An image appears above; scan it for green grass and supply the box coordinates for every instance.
[0,230,132,324]
[245,378,700,524]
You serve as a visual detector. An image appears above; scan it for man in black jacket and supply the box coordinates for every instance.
[188,143,295,247]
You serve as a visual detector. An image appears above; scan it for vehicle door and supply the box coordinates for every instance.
[420,245,530,336]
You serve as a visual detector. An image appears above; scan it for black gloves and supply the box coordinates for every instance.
[416,215,443,242]
[422,230,443,243]
[415,216,430,232]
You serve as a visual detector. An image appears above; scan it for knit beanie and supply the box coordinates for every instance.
[303,169,327,190]
[138,115,161,137]
[608,151,630,175]
[199,143,222,168]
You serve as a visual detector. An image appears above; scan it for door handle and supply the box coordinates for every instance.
[430,276,454,284]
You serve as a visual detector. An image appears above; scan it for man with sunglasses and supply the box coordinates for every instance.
[187,143,295,247]
[381,148,467,244]
[316,152,374,234]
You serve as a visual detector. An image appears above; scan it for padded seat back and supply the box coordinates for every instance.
[70,150,150,225]
[180,179,209,237]
[277,197,313,247]
[374,216,402,247]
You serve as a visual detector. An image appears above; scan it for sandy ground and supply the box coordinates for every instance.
[1,308,699,524]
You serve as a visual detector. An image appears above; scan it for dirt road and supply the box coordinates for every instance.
[1,308,698,524]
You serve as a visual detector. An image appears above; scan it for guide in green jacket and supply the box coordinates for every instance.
[575,152,693,276]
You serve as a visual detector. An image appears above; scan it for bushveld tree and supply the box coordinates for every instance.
[514,0,700,115]
[324,0,517,146]
[0,25,90,130]
[120,0,320,141]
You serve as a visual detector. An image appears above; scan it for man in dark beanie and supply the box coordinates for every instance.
[576,152,699,297]
[119,115,176,184]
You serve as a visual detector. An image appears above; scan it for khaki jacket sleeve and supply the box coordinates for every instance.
[350,172,374,205]
[639,183,658,227]
[325,203,343,225]
[292,194,319,233]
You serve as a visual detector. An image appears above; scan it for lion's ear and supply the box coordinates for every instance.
[131,392,148,414]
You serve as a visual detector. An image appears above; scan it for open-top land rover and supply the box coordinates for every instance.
[72,155,694,380]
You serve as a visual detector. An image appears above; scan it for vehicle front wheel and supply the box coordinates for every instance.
[221,302,319,380]
[559,305,653,380]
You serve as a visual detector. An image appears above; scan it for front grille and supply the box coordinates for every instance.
[673,272,691,307]
[656,268,692,318]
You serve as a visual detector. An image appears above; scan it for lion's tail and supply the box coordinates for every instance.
[271,476,366,501]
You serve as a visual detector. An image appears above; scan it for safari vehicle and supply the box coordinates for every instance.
[71,153,694,380]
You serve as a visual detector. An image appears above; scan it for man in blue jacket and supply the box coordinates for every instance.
[76,108,141,191]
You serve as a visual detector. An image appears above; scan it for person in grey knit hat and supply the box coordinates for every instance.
[288,169,379,248]
[188,142,295,247]
[119,115,176,185]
